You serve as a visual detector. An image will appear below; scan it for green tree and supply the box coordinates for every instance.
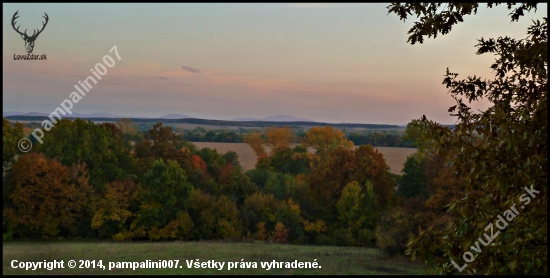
[245,168,274,189]
[241,192,280,235]
[268,146,311,175]
[2,118,24,171]
[336,181,366,232]
[196,147,227,179]
[264,172,293,200]
[131,159,193,240]
[223,151,242,172]
[187,189,241,240]
[335,180,378,247]
[403,119,435,152]
[397,154,428,199]
[36,118,133,190]
[388,3,547,274]
[243,127,310,175]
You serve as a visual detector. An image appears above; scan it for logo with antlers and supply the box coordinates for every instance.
[12,10,49,53]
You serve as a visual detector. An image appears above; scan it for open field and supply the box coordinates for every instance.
[191,142,417,174]
[374,147,417,174]
[3,241,426,275]
[193,142,259,171]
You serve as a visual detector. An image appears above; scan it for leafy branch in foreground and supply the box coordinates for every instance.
[388,2,547,275]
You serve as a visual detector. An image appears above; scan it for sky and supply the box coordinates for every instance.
[3,3,547,125]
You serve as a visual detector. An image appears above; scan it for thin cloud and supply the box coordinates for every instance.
[154,76,169,80]
[182,66,200,73]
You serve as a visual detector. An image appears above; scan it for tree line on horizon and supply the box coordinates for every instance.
[16,120,416,148]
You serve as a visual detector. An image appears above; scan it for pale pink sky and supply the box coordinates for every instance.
[3,3,546,124]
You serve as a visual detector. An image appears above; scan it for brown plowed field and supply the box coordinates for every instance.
[191,142,416,174]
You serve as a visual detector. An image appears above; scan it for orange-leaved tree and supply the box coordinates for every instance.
[265,126,294,154]
[301,126,353,163]
[4,153,94,239]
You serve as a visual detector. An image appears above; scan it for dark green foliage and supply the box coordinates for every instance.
[269,145,311,175]
[2,118,24,171]
[36,118,133,190]
[183,127,243,143]
[132,159,193,236]
[196,147,227,178]
[397,155,428,199]
[245,168,274,189]
[187,189,241,240]
[265,172,294,200]
[223,151,242,171]
[346,131,415,147]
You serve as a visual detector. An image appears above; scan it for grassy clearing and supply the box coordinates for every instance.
[3,241,426,275]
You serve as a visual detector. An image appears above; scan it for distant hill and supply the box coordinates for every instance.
[3,111,49,117]
[230,117,260,121]
[3,111,25,117]
[3,111,124,118]
[78,112,122,118]
[160,113,194,119]
[230,115,313,122]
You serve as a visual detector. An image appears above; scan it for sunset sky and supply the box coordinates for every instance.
[3,3,547,125]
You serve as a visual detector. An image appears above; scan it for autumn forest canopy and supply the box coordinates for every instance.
[2,2,547,275]
[3,120,398,245]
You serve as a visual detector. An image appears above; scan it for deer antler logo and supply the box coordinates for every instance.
[12,10,49,53]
